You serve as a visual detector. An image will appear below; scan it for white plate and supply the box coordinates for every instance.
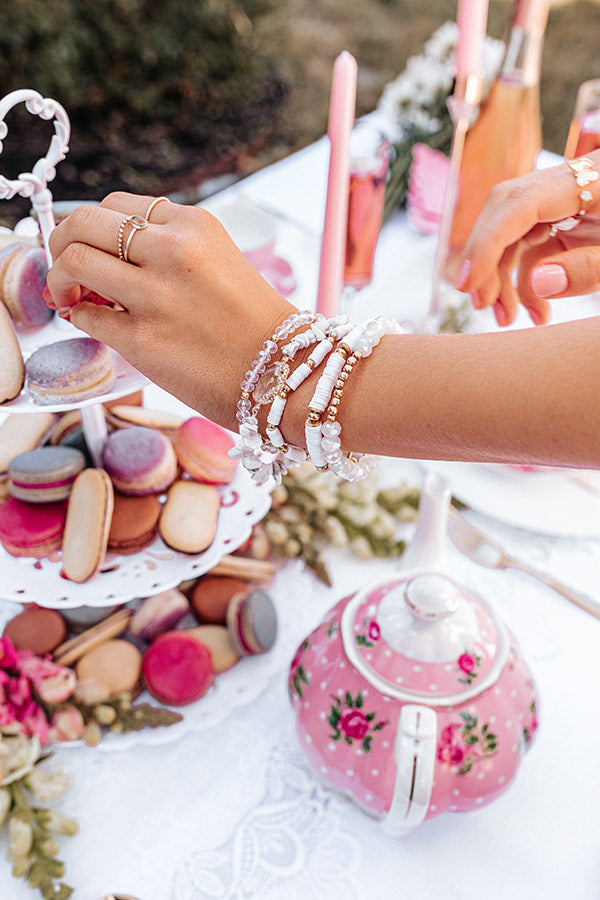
[423,459,600,538]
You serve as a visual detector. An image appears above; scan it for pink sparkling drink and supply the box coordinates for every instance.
[343,125,391,290]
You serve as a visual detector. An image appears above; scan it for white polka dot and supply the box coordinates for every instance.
[429,684,438,691]
[365,793,373,801]
[303,701,310,708]
[476,772,485,780]
[444,664,453,672]
[320,766,328,774]
[476,797,484,804]
[319,712,326,719]
[505,720,512,728]
[320,682,327,690]
[450,804,458,811]
[366,654,372,661]
[305,735,312,744]
[371,769,379,776]
[356,748,363,756]
[363,690,368,696]
[453,788,460,796]
[498,775,506,784]
[368,604,377,615]
[321,657,328,665]
[339,661,346,668]
[337,688,344,695]
[385,649,392,658]
[489,715,496,723]
[430,804,437,812]
[395,676,403,684]
[518,712,524,721]
[346,769,354,777]
[494,687,501,695]
[328,744,336,753]
[481,630,488,638]
[413,665,422,672]
[383,741,389,748]
[510,689,517,698]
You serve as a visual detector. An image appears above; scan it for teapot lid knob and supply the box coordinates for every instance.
[403,574,461,619]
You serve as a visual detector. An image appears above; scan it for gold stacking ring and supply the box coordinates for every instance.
[144,195,169,222]
[118,214,147,263]
[549,156,599,237]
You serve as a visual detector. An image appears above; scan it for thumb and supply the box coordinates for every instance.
[68,301,132,353]
[529,245,600,299]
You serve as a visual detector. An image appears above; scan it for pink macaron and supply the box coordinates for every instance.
[142,630,214,705]
[102,425,178,495]
[173,416,237,484]
[1,244,53,330]
[25,337,116,404]
[0,496,67,558]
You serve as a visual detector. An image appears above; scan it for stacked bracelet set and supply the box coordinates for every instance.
[229,310,403,485]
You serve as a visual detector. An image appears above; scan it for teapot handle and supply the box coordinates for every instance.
[381,704,437,836]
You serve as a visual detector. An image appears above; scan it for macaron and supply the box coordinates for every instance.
[0,496,67,558]
[107,493,162,554]
[3,605,67,655]
[142,630,214,705]
[226,590,277,656]
[53,608,132,666]
[159,480,220,554]
[0,412,55,475]
[61,468,114,583]
[49,410,83,445]
[187,625,240,673]
[75,639,143,696]
[128,589,190,642]
[26,337,116,404]
[0,301,25,404]
[172,416,237,484]
[1,244,53,330]
[7,446,86,503]
[102,426,177,496]
[190,575,249,624]
[105,405,185,437]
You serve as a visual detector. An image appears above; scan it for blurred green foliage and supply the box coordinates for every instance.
[0,0,277,123]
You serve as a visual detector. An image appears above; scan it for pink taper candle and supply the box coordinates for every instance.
[316,51,357,317]
[455,0,489,79]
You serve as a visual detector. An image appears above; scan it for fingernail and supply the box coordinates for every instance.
[527,307,543,326]
[494,301,507,327]
[57,307,71,321]
[41,282,56,309]
[531,264,568,298]
[471,289,485,310]
[455,259,471,291]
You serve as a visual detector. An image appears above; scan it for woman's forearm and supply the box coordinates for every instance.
[281,317,600,468]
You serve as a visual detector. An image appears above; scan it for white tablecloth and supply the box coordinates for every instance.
[2,143,600,900]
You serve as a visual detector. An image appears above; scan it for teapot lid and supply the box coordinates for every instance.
[341,573,509,707]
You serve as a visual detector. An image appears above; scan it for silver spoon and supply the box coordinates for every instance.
[447,507,600,621]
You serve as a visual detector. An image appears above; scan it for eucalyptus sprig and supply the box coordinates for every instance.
[0,726,76,900]
[257,463,420,585]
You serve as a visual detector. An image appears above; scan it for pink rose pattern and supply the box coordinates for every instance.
[328,690,388,754]
[0,634,77,744]
[289,639,310,699]
[437,712,498,774]
[356,618,380,649]
[456,649,482,685]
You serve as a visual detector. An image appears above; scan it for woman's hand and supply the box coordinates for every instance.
[455,149,600,326]
[45,193,294,428]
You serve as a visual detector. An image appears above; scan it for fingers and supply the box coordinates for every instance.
[528,245,600,299]
[68,301,135,352]
[46,241,147,311]
[48,193,173,273]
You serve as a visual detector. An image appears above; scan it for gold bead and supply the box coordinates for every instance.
[339,372,348,381]
[280,443,289,453]
[333,389,343,399]
[343,365,353,374]
[330,397,340,406]
[266,423,276,431]
[338,343,351,354]
[306,419,321,428]
[348,355,357,366]
[335,380,344,390]
[241,391,250,400]
[327,408,337,418]
[354,350,363,359]
[306,358,315,369]
[315,464,329,471]
[336,346,348,358]
[328,331,338,343]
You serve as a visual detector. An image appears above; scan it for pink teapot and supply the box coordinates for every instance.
[288,474,539,834]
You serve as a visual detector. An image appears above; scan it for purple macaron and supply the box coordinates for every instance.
[102,425,178,495]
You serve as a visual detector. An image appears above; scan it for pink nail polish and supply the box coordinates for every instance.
[494,301,507,327]
[527,307,543,326]
[530,264,568,298]
[57,307,71,321]
[471,290,485,310]
[455,259,471,291]
[41,283,56,309]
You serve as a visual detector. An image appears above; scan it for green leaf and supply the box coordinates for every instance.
[345,691,353,708]
[299,667,309,685]
[465,735,478,746]
[373,722,386,731]
[345,735,353,745]
[327,713,339,728]
[356,693,363,708]
[362,740,371,755]
[365,712,375,721]
[459,761,472,775]
[331,732,342,741]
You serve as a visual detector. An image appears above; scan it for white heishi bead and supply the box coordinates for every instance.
[305,427,326,467]
[322,420,342,436]
[343,325,364,351]
[267,396,286,426]
[269,427,285,447]
[287,363,311,390]
[284,446,306,464]
[311,340,332,365]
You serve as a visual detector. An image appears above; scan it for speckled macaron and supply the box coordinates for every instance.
[226,590,277,656]
[102,426,178,495]
[0,496,67,558]
[1,244,53,330]
[172,416,237,484]
[7,446,86,503]
[25,337,116,404]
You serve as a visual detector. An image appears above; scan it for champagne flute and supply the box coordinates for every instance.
[341,122,391,308]
[565,78,600,159]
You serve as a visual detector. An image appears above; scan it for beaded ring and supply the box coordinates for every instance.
[549,156,600,237]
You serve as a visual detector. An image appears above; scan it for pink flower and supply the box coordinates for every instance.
[8,676,31,707]
[368,621,381,641]
[439,723,461,746]
[458,653,476,674]
[340,710,370,741]
[438,743,465,765]
[17,656,76,703]
[48,707,84,742]
[0,702,17,726]
[0,636,19,670]
[16,699,50,744]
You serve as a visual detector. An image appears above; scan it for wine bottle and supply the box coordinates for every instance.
[447,0,549,277]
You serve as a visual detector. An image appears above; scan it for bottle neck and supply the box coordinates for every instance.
[500,0,548,87]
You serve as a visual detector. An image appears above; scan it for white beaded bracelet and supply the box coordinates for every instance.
[320,316,403,481]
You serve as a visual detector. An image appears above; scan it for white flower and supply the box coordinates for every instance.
[36,808,78,836]
[0,735,42,786]
[24,766,72,801]
[0,787,11,829]
[8,816,33,858]
[323,516,348,548]
[350,536,375,560]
